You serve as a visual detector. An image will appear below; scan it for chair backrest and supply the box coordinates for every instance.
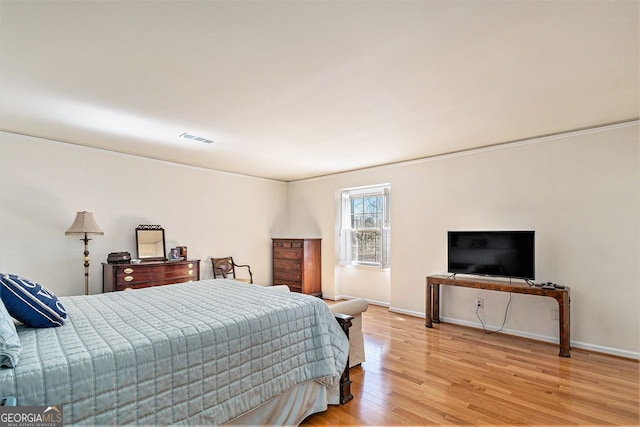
[212,257,236,279]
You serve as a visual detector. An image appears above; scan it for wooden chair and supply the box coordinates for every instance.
[211,257,253,284]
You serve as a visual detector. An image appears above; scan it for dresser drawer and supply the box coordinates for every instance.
[115,267,195,283]
[273,240,303,249]
[115,276,197,291]
[273,248,302,260]
[104,260,200,292]
[274,259,302,272]
[274,269,302,282]
[115,262,198,275]
[285,284,302,293]
[274,258,303,282]
[273,279,302,293]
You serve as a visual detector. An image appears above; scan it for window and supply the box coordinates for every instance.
[340,184,390,267]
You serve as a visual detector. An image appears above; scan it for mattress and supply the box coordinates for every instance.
[0,279,349,425]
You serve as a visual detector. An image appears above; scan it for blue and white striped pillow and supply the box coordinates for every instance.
[0,274,67,328]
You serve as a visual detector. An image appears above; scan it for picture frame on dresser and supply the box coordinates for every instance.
[168,247,180,261]
[178,246,188,259]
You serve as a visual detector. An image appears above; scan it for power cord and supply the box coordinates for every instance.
[476,292,512,334]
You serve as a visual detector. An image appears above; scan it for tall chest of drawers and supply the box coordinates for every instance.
[272,238,321,297]
[103,259,200,292]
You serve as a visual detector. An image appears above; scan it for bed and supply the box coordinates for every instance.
[0,279,350,425]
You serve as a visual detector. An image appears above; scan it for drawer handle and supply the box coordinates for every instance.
[124,276,134,282]
[124,268,134,274]
[187,263,193,268]
[187,270,193,275]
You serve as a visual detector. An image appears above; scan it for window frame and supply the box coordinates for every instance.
[339,184,390,268]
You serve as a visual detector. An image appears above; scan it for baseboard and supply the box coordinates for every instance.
[384,309,640,360]
[564,341,640,360]
[331,294,390,308]
[388,306,423,317]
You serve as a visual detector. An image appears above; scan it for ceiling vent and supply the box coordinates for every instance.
[179,133,214,144]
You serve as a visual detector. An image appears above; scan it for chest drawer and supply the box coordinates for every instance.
[274,281,302,293]
[274,259,302,271]
[274,270,302,282]
[273,240,303,249]
[273,248,302,260]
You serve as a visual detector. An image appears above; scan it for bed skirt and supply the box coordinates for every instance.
[225,379,338,425]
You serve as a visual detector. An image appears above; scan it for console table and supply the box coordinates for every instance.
[425,274,571,357]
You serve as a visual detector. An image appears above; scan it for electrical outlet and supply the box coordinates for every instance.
[475,297,483,308]
[552,309,558,320]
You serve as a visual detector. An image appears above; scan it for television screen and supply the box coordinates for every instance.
[448,231,535,280]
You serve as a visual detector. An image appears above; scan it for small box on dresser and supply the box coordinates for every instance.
[103,259,200,292]
[272,238,321,297]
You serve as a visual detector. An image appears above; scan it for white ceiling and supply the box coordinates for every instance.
[1,1,638,181]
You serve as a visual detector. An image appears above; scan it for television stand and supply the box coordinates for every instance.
[425,274,570,357]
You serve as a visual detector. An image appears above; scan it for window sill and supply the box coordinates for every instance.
[340,263,390,271]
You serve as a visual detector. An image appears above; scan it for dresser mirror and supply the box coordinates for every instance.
[135,225,166,261]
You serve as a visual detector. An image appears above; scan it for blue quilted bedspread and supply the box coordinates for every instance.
[0,280,349,425]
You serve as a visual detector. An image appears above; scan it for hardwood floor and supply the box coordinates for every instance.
[303,304,639,426]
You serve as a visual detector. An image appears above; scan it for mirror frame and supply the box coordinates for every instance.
[135,225,167,262]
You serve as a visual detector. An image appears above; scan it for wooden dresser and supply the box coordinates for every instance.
[272,238,321,296]
[103,259,200,292]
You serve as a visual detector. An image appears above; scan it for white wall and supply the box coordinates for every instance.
[0,132,288,296]
[2,124,637,358]
[288,123,639,358]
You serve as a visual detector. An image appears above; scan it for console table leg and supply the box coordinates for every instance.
[557,294,571,357]
[432,283,440,323]
[425,281,440,327]
[425,279,433,328]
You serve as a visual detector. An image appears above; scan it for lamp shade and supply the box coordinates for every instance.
[65,211,104,235]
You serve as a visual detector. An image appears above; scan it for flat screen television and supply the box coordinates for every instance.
[447,231,535,280]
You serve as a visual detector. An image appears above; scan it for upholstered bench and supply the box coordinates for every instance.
[328,298,368,367]
[268,286,368,368]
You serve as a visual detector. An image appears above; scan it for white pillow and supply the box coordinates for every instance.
[0,297,21,368]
